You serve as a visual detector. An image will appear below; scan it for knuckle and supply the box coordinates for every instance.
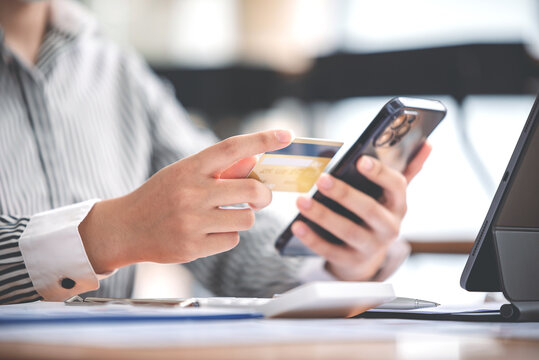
[220,137,240,158]
[224,232,240,250]
[374,164,385,178]
[395,173,408,191]
[242,210,256,229]
[362,196,378,217]
[249,179,271,203]
[370,157,383,176]
[387,222,400,240]
[309,200,325,219]
[258,131,274,148]
[332,180,350,201]
[342,223,359,243]
[378,217,400,240]
[263,187,273,206]
[246,179,263,199]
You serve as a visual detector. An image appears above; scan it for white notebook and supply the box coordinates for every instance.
[192,281,395,318]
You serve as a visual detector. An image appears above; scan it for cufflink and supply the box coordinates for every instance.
[60,278,76,289]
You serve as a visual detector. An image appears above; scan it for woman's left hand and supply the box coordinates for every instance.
[291,143,432,280]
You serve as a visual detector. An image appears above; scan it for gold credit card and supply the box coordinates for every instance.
[248,137,343,192]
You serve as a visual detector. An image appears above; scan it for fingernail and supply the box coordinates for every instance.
[317,174,333,190]
[292,222,307,236]
[359,156,374,172]
[275,130,293,143]
[297,197,312,210]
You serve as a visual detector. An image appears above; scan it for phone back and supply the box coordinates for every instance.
[276,97,446,255]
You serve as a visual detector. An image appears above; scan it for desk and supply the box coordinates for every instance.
[1,338,539,360]
[1,318,538,360]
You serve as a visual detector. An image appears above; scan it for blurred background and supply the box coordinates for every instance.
[81,0,539,303]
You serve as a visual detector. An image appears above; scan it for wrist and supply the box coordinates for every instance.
[325,249,388,281]
[78,197,133,274]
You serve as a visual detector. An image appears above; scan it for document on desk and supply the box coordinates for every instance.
[0,301,262,325]
[73,281,396,319]
[0,282,395,326]
[359,302,508,322]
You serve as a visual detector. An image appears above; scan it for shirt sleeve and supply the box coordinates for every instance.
[0,200,115,304]
[0,216,41,304]
[127,52,219,170]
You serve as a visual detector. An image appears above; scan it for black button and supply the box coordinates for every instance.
[61,278,76,289]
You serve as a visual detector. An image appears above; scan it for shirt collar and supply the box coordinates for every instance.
[0,0,99,78]
[0,0,97,63]
[0,27,10,65]
[49,0,98,40]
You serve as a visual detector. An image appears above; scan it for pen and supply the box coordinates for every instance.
[375,297,439,310]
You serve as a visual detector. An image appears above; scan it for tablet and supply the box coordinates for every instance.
[460,95,539,291]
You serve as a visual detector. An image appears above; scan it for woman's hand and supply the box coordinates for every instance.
[79,130,293,273]
[291,143,432,280]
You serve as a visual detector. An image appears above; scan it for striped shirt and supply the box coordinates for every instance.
[0,0,303,304]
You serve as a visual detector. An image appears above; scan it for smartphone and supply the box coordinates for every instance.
[275,97,447,256]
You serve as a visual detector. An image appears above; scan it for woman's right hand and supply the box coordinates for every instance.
[79,130,293,273]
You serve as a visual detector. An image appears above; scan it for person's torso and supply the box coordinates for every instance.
[0,28,154,216]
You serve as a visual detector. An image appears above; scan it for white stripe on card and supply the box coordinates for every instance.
[261,156,313,167]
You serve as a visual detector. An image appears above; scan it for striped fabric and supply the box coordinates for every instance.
[0,0,302,304]
[0,217,41,304]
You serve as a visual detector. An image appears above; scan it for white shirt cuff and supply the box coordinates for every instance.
[19,199,115,301]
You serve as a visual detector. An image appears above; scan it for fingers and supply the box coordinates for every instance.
[210,178,272,210]
[295,196,395,253]
[219,156,257,179]
[356,156,407,215]
[403,142,432,183]
[203,232,241,256]
[205,208,256,233]
[314,175,400,241]
[198,130,293,176]
[189,208,256,257]
[291,221,356,262]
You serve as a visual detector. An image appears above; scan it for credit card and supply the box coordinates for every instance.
[248,137,343,192]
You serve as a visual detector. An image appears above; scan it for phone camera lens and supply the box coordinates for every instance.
[391,113,407,129]
[406,111,417,123]
[374,128,393,147]
[395,121,411,137]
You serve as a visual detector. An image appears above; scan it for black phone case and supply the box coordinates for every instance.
[275,97,446,256]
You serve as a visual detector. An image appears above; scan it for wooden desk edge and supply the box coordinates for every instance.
[2,337,539,360]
